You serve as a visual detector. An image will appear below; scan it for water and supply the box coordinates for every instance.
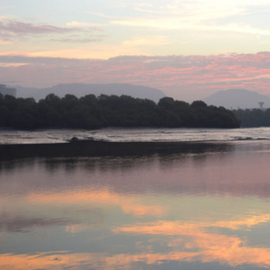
[1,128,270,269]
[0,127,270,144]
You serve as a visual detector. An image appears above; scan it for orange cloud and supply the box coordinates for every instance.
[114,214,270,235]
[0,252,96,270]
[26,189,130,205]
[1,213,270,269]
[26,189,167,218]
[0,63,26,67]
[122,204,166,217]
[2,243,270,270]
[113,215,270,267]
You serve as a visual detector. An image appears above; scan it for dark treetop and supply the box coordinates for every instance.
[0,93,240,130]
[233,108,270,127]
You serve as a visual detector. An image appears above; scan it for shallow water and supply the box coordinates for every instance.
[1,127,270,144]
[1,139,270,269]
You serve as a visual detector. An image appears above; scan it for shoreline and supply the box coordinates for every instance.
[0,140,232,160]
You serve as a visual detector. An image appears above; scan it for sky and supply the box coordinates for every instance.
[1,0,270,101]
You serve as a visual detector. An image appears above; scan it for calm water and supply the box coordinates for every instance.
[1,129,270,269]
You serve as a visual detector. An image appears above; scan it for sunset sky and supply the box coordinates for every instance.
[1,0,270,101]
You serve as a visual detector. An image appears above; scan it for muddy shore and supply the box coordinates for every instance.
[0,140,232,160]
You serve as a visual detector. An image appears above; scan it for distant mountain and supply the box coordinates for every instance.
[0,84,16,97]
[12,83,166,103]
[204,89,270,109]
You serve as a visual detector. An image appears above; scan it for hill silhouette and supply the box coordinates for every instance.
[13,83,165,103]
[0,84,16,97]
[204,89,270,109]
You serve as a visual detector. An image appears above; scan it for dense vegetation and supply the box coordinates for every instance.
[0,93,240,129]
[233,109,270,127]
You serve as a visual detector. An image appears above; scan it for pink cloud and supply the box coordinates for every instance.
[0,52,270,101]
[0,20,75,34]
[0,20,104,42]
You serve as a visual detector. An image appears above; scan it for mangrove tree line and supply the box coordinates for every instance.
[0,93,240,129]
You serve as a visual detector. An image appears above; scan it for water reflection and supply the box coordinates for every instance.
[0,212,70,233]
[1,141,270,269]
[1,142,270,198]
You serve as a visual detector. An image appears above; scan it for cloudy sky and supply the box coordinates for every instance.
[1,0,270,101]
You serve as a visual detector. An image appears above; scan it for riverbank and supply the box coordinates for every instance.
[0,140,232,160]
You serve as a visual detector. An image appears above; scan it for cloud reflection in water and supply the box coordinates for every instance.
[1,142,270,269]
